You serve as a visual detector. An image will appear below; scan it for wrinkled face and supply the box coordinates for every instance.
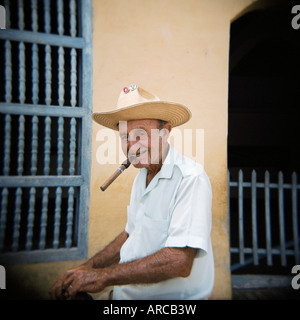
[119,119,170,169]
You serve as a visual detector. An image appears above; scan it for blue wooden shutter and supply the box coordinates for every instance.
[0,0,93,265]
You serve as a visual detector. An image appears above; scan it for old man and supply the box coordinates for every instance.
[50,85,214,300]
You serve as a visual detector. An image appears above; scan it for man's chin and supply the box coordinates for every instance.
[130,154,150,168]
[131,162,149,169]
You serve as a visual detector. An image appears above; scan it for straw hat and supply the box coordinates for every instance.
[92,84,192,130]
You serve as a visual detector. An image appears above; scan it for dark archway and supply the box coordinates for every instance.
[228,0,300,176]
[228,0,300,278]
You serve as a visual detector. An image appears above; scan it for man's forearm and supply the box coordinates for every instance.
[61,246,196,299]
[102,246,196,287]
[85,231,128,268]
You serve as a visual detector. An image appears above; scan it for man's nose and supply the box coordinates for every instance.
[127,137,140,153]
[128,136,140,146]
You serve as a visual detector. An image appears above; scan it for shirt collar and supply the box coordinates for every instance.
[158,144,175,179]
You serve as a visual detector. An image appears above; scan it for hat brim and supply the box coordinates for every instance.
[92,101,192,131]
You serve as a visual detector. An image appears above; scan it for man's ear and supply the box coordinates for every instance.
[159,123,172,141]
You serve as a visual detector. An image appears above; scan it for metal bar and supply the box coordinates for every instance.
[57,117,64,175]
[18,41,26,104]
[65,117,77,248]
[3,114,11,176]
[44,0,52,105]
[18,1,26,104]
[65,187,75,248]
[18,0,24,30]
[231,247,297,255]
[58,47,65,106]
[11,188,22,252]
[4,39,12,103]
[0,30,85,48]
[231,240,299,271]
[26,114,39,251]
[0,247,85,266]
[38,0,51,248]
[57,0,65,108]
[229,181,300,189]
[251,170,259,265]
[57,0,64,35]
[31,0,39,104]
[292,172,299,264]
[70,0,77,107]
[264,170,272,265]
[44,0,51,34]
[238,169,244,265]
[0,103,85,117]
[1,111,11,253]
[231,257,256,272]
[69,118,77,175]
[231,274,292,288]
[278,171,287,266]
[32,43,39,104]
[30,116,38,175]
[0,188,9,252]
[70,0,77,37]
[70,48,77,107]
[65,116,77,248]
[39,187,49,250]
[53,187,62,249]
[0,176,84,188]
[43,117,51,175]
[31,0,38,32]
[44,44,52,105]
[17,115,25,176]
[232,275,293,289]
[25,187,36,251]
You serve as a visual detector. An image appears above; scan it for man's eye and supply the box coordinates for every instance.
[135,130,147,138]
[121,136,128,141]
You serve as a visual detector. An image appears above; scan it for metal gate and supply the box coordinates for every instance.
[229,169,300,273]
[0,0,93,265]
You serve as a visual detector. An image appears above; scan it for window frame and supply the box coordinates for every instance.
[0,0,93,265]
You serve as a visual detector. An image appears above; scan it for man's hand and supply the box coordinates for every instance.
[49,265,108,300]
[49,231,128,299]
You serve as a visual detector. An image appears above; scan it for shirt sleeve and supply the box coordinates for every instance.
[164,172,212,258]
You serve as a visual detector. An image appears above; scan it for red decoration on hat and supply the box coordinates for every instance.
[123,87,129,94]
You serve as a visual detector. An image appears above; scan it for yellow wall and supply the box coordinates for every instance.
[5,0,257,300]
[90,0,256,300]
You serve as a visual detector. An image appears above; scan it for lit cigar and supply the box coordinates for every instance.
[100,159,131,191]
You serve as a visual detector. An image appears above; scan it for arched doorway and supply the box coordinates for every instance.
[228,0,300,296]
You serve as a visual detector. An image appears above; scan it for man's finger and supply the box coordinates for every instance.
[62,276,74,291]
[61,268,80,290]
[50,282,66,300]
[49,273,71,300]
[68,281,81,300]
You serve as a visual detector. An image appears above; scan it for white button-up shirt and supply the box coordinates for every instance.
[113,145,214,300]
